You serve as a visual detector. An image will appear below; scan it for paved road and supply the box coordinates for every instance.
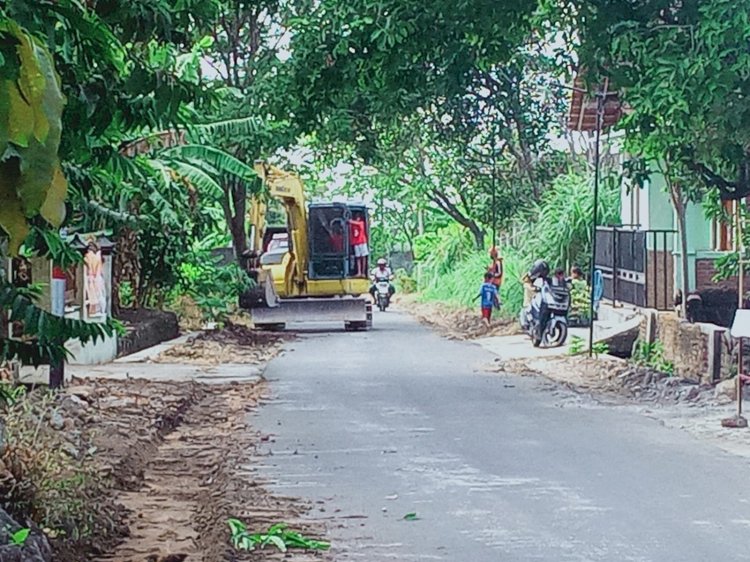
[256,312,750,561]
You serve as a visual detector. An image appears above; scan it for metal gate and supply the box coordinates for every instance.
[595,227,675,310]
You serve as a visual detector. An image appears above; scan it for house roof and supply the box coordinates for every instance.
[567,75,622,132]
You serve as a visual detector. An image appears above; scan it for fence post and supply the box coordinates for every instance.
[663,231,668,311]
[612,227,618,306]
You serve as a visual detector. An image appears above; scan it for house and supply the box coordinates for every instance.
[567,77,742,314]
[5,233,118,367]
[568,78,740,384]
[618,174,743,300]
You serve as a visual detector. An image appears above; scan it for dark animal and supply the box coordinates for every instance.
[676,288,740,327]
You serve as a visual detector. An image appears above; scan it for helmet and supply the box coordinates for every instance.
[377,258,387,266]
[529,259,549,280]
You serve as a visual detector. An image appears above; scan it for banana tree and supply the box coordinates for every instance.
[0,17,116,365]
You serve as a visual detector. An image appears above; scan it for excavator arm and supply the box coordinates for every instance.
[247,197,267,255]
[253,161,308,292]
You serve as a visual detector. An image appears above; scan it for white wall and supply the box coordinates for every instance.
[66,332,118,365]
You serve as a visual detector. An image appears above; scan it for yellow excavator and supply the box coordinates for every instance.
[239,161,373,330]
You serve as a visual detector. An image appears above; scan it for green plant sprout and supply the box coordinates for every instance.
[632,340,674,375]
[591,341,610,357]
[568,336,585,356]
[9,528,30,546]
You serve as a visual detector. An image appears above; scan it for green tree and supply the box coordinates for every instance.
[564,0,750,309]
[0,15,116,365]
[275,0,539,154]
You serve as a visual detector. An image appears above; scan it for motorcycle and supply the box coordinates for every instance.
[520,278,570,348]
[374,278,392,311]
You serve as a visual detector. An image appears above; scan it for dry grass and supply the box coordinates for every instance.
[397,294,521,339]
[154,322,293,365]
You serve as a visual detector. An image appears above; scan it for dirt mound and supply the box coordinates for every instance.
[498,356,712,405]
[1,376,329,562]
[397,296,520,339]
[154,323,293,365]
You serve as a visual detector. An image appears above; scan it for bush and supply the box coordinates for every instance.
[394,269,417,294]
[523,172,621,270]
[166,246,251,324]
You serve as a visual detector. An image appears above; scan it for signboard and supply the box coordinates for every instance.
[731,309,750,339]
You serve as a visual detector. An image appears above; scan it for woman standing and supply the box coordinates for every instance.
[85,239,106,317]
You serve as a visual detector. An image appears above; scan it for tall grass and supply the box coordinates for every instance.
[524,172,621,270]
[413,171,620,316]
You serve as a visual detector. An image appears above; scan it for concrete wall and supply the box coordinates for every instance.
[116,309,179,358]
[654,313,709,383]
[638,309,731,384]
[643,174,737,294]
[66,332,118,365]
[646,175,675,234]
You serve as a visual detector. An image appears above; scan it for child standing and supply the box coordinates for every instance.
[477,271,500,326]
[348,212,369,277]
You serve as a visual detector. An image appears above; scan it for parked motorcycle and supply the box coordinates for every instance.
[374,278,392,311]
[520,278,570,348]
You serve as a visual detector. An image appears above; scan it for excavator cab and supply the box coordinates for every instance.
[308,203,370,280]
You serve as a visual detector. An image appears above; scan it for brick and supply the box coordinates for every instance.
[695,258,750,293]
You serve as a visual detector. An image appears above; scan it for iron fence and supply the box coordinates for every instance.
[595,226,675,310]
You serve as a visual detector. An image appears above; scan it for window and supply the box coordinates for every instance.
[713,199,739,252]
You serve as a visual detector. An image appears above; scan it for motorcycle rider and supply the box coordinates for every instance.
[369,258,395,302]
[528,260,551,344]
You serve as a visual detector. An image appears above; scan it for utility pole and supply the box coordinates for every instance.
[588,90,605,357]
[491,125,497,250]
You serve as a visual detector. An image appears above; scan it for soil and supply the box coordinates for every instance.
[0,321,330,560]
[486,354,750,461]
[153,323,294,366]
[396,295,520,339]
[1,370,329,561]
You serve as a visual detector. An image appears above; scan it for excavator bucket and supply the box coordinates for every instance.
[251,297,372,331]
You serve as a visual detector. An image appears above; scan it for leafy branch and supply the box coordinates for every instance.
[0,283,121,366]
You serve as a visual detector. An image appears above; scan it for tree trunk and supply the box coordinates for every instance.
[222,179,249,270]
[676,202,690,318]
[468,222,485,250]
[668,181,690,318]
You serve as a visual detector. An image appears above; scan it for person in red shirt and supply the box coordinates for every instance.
[329,221,344,253]
[488,246,504,289]
[349,213,369,277]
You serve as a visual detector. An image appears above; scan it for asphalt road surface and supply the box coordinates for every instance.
[256,312,750,561]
